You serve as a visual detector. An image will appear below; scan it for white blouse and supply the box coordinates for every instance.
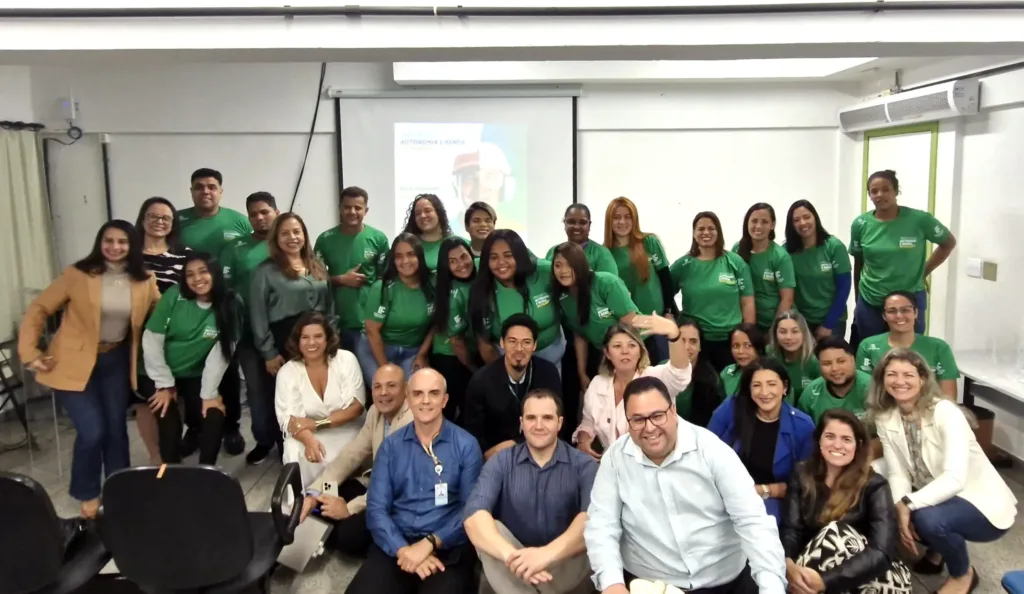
[574,361,692,449]
[274,350,366,433]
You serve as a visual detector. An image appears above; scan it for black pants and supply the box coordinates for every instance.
[156,376,224,465]
[219,357,241,433]
[624,564,757,594]
[428,353,473,425]
[326,479,372,557]
[345,542,476,594]
[559,330,600,441]
[703,339,735,373]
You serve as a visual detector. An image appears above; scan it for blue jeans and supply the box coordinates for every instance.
[854,289,927,340]
[912,496,1007,577]
[354,334,418,386]
[339,329,362,354]
[237,340,278,448]
[56,346,132,501]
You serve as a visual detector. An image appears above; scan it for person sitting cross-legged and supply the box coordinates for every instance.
[584,375,787,594]
[345,368,483,594]
[464,388,597,594]
[299,363,413,558]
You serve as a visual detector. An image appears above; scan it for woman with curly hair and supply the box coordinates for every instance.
[402,193,454,272]
[276,311,366,487]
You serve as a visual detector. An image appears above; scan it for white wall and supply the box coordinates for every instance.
[578,83,856,261]
[30,62,397,266]
[0,66,34,122]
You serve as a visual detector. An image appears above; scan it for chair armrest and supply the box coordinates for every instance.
[271,462,303,546]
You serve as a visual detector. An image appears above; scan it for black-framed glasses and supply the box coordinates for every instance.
[145,213,173,224]
[627,406,672,431]
[563,218,590,227]
[883,306,916,316]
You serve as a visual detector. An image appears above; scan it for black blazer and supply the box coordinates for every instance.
[462,357,562,453]
[781,468,900,593]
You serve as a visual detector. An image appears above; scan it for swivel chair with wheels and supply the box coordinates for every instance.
[97,462,302,594]
[0,471,111,594]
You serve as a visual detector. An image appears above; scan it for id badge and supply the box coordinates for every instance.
[434,483,448,506]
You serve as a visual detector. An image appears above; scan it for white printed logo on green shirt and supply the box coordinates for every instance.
[898,237,917,248]
[202,326,219,339]
[718,273,737,285]
[223,231,242,241]
[597,306,612,319]
[819,262,833,272]
[534,294,551,308]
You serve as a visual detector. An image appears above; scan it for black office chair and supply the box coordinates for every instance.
[0,471,111,594]
[97,463,302,594]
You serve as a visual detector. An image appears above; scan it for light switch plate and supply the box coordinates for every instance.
[966,258,982,278]
[982,261,998,281]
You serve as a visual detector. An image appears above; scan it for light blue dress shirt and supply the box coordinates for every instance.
[584,417,788,593]
[366,420,483,557]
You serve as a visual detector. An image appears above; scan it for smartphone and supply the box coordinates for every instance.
[322,481,338,498]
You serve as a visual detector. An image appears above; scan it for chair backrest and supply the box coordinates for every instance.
[97,465,254,590]
[0,471,65,594]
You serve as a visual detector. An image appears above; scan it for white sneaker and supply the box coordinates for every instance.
[630,579,686,594]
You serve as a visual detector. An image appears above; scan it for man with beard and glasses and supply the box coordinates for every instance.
[221,192,282,465]
[797,336,871,425]
[463,314,562,461]
[584,376,786,594]
[314,186,390,353]
[464,389,596,594]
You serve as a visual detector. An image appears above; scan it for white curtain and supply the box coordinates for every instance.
[0,129,56,341]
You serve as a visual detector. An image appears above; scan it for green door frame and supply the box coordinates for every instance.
[860,121,940,334]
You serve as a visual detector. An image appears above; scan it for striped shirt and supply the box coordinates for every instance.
[463,440,597,547]
[143,249,191,294]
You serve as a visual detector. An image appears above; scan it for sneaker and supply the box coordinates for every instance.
[223,428,246,456]
[246,443,274,465]
[180,429,200,458]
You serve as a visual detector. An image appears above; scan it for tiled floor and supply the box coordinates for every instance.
[2,400,1023,594]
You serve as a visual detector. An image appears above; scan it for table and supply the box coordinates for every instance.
[955,350,1024,408]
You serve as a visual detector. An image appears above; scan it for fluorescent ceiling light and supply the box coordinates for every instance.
[394,58,878,84]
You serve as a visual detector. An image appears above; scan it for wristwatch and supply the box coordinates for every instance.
[900,495,913,508]
[760,484,771,500]
[425,534,439,551]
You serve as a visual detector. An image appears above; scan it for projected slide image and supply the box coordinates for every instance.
[395,123,528,240]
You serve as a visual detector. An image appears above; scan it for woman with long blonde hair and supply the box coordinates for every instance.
[249,212,333,381]
[603,197,677,364]
[767,310,821,405]
[870,349,1016,594]
[781,409,912,594]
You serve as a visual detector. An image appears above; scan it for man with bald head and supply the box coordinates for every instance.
[346,368,483,594]
[300,363,413,557]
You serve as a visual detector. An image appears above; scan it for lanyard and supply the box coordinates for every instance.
[421,434,443,478]
[508,362,533,401]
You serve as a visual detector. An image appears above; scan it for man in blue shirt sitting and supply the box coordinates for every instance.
[464,388,597,593]
[346,368,484,594]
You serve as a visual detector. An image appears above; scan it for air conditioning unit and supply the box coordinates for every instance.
[838,79,980,133]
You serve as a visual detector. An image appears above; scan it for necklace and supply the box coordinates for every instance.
[756,412,780,423]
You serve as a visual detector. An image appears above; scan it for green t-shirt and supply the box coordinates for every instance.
[669,252,754,342]
[220,234,269,306]
[145,285,219,378]
[559,272,640,348]
[178,207,253,259]
[675,376,724,423]
[787,236,852,325]
[314,225,390,331]
[767,347,821,404]
[486,259,560,349]
[545,241,618,275]
[720,364,743,397]
[849,207,951,307]
[364,279,433,348]
[421,236,455,273]
[798,371,872,425]
[610,234,669,315]
[731,241,795,329]
[433,280,473,356]
[855,333,960,381]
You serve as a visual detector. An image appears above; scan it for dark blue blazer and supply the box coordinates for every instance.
[708,397,815,522]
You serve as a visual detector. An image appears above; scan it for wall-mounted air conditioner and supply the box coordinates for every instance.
[838,79,980,133]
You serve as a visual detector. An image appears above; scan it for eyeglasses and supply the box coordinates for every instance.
[146,214,173,224]
[627,407,672,431]
[883,307,916,316]
[504,338,535,351]
[563,218,590,227]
